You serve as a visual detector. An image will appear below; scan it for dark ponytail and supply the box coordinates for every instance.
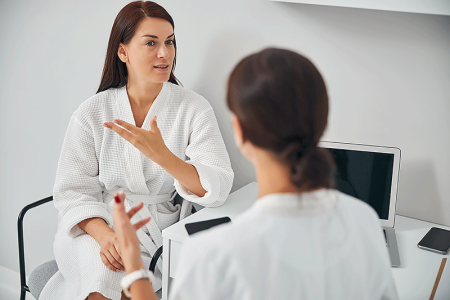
[226,48,335,191]
[281,140,335,190]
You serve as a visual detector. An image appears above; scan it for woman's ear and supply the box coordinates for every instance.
[231,114,254,161]
[117,43,128,63]
[231,114,244,149]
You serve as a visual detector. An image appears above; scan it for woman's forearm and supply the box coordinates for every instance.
[157,149,207,197]
[104,118,207,197]
[78,217,114,242]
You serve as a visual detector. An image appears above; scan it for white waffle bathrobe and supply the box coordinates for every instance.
[40,82,234,300]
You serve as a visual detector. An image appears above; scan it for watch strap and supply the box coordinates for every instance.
[121,269,155,297]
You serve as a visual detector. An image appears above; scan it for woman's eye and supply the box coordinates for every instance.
[166,40,174,45]
[146,41,155,46]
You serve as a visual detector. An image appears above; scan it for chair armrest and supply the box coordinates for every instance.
[149,246,163,273]
[17,196,53,299]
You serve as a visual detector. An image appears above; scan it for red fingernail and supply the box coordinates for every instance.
[114,195,120,203]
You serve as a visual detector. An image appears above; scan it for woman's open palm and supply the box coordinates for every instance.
[104,116,168,163]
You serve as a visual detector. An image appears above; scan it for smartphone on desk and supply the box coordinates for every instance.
[417,227,450,255]
[185,217,231,235]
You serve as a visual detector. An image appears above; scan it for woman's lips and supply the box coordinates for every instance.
[154,65,169,72]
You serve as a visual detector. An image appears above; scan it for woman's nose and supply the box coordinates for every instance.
[157,44,169,59]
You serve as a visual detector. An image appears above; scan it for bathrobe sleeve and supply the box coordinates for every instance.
[174,107,234,207]
[53,116,111,238]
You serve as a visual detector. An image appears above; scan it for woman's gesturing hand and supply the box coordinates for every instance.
[113,192,151,274]
[103,116,168,163]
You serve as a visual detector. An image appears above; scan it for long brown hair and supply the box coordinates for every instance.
[227,48,335,190]
[97,1,180,94]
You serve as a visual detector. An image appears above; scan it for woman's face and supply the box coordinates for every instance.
[119,17,175,84]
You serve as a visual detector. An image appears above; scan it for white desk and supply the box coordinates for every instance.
[161,182,450,300]
[391,217,450,300]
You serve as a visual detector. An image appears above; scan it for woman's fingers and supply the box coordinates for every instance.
[110,245,125,270]
[103,122,135,143]
[114,195,150,232]
[100,253,119,272]
[114,193,127,217]
[104,249,125,271]
[114,241,122,257]
[149,116,158,132]
[133,217,151,231]
[127,202,144,219]
[113,119,139,133]
[114,194,148,231]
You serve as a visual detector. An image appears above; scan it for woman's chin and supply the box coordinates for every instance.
[148,74,171,84]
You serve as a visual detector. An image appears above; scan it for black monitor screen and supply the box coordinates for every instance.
[323,148,394,220]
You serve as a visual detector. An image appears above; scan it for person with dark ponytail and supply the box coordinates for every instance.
[42,1,233,300]
[112,48,398,299]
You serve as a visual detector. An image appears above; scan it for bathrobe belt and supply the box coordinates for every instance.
[105,187,178,273]
[106,187,178,205]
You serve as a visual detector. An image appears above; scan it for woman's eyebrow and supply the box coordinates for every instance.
[141,33,175,39]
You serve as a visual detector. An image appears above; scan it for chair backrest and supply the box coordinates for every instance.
[17,196,53,300]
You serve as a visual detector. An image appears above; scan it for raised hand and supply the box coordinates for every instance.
[113,193,151,273]
[104,115,207,197]
[103,116,169,163]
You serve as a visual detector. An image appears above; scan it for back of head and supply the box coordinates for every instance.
[226,48,335,190]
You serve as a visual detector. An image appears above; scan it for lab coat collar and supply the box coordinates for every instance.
[254,189,337,217]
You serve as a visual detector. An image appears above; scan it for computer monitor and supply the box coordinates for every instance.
[318,141,401,228]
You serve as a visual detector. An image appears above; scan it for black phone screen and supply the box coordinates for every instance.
[418,227,450,253]
[185,217,231,235]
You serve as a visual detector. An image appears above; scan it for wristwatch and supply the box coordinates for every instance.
[121,269,155,297]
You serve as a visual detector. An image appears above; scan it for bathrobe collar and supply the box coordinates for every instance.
[114,82,171,194]
[115,82,171,130]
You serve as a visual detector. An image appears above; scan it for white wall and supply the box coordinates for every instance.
[1,0,449,274]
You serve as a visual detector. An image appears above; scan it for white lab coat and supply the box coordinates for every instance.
[40,82,234,300]
[170,189,398,300]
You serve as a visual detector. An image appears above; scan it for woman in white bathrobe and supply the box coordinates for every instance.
[111,48,398,300]
[40,2,233,300]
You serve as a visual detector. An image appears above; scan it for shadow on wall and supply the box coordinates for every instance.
[191,30,267,192]
[396,159,444,225]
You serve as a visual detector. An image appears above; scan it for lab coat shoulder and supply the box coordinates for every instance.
[335,191,382,233]
[170,218,254,300]
[334,191,391,259]
[334,191,398,300]
[336,191,378,218]
[335,191,387,249]
[188,207,262,249]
